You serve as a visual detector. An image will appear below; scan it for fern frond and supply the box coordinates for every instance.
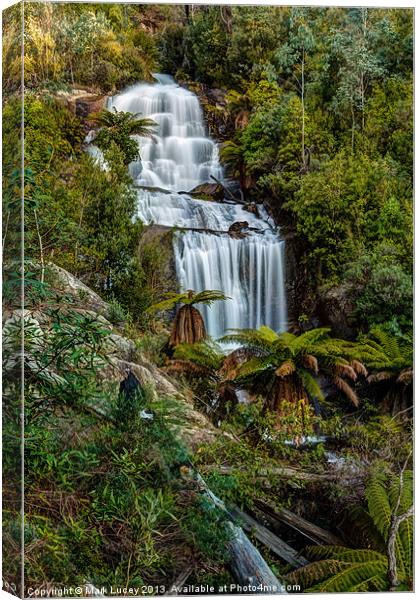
[275,360,296,378]
[302,353,319,374]
[234,356,274,382]
[333,376,359,406]
[366,474,392,539]
[308,560,388,593]
[299,369,324,402]
[305,546,385,563]
[287,559,345,589]
[350,359,368,377]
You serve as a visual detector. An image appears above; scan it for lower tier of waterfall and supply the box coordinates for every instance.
[175,229,287,339]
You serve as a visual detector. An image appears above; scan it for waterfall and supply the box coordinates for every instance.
[108,76,287,338]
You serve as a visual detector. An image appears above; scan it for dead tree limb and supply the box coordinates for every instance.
[230,507,308,568]
[194,472,286,593]
[255,500,344,547]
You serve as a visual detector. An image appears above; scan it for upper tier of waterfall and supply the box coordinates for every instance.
[107,76,288,338]
[108,76,223,192]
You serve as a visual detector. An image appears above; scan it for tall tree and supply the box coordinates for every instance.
[274,8,315,168]
[331,8,385,151]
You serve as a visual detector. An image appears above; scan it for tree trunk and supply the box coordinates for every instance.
[169,305,206,347]
[265,374,309,413]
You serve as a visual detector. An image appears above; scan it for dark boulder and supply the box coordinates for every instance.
[244,203,260,217]
[228,221,249,238]
[188,182,225,201]
[317,284,357,338]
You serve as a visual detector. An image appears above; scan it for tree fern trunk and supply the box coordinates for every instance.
[170,305,206,347]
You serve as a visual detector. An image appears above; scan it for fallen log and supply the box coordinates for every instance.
[194,472,286,594]
[230,507,308,568]
[205,464,330,482]
[207,463,364,486]
[255,500,344,547]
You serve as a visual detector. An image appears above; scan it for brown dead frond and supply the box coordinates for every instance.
[350,359,368,378]
[367,370,394,384]
[275,360,296,378]
[333,376,359,407]
[302,354,319,374]
[220,347,251,380]
[165,360,208,377]
[333,362,357,381]
[397,367,413,385]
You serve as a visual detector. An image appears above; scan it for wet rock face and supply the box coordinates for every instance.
[317,284,357,338]
[55,89,108,119]
[75,95,107,118]
[183,82,232,140]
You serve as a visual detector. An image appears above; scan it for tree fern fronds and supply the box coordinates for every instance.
[369,326,405,361]
[148,290,228,313]
[287,559,345,589]
[388,470,413,515]
[333,376,359,406]
[350,359,368,377]
[302,353,319,374]
[305,546,386,563]
[316,549,388,564]
[308,560,388,593]
[275,360,296,378]
[333,362,357,381]
[366,475,392,539]
[234,356,275,381]
[291,327,331,350]
[299,369,324,402]
[173,341,224,371]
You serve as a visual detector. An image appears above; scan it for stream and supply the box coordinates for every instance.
[108,74,288,339]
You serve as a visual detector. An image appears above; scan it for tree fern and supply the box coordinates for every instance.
[220,326,363,411]
[148,289,228,313]
[288,470,413,592]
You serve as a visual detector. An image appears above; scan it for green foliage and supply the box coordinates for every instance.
[2,278,228,590]
[221,326,363,408]
[344,245,412,329]
[5,3,160,93]
[288,470,413,591]
[288,152,410,283]
[171,6,412,330]
[149,289,229,313]
[91,108,157,165]
[354,326,412,378]
[181,496,232,564]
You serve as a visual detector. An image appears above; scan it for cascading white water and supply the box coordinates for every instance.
[108,75,287,338]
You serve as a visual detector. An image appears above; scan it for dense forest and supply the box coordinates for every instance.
[2,2,413,596]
